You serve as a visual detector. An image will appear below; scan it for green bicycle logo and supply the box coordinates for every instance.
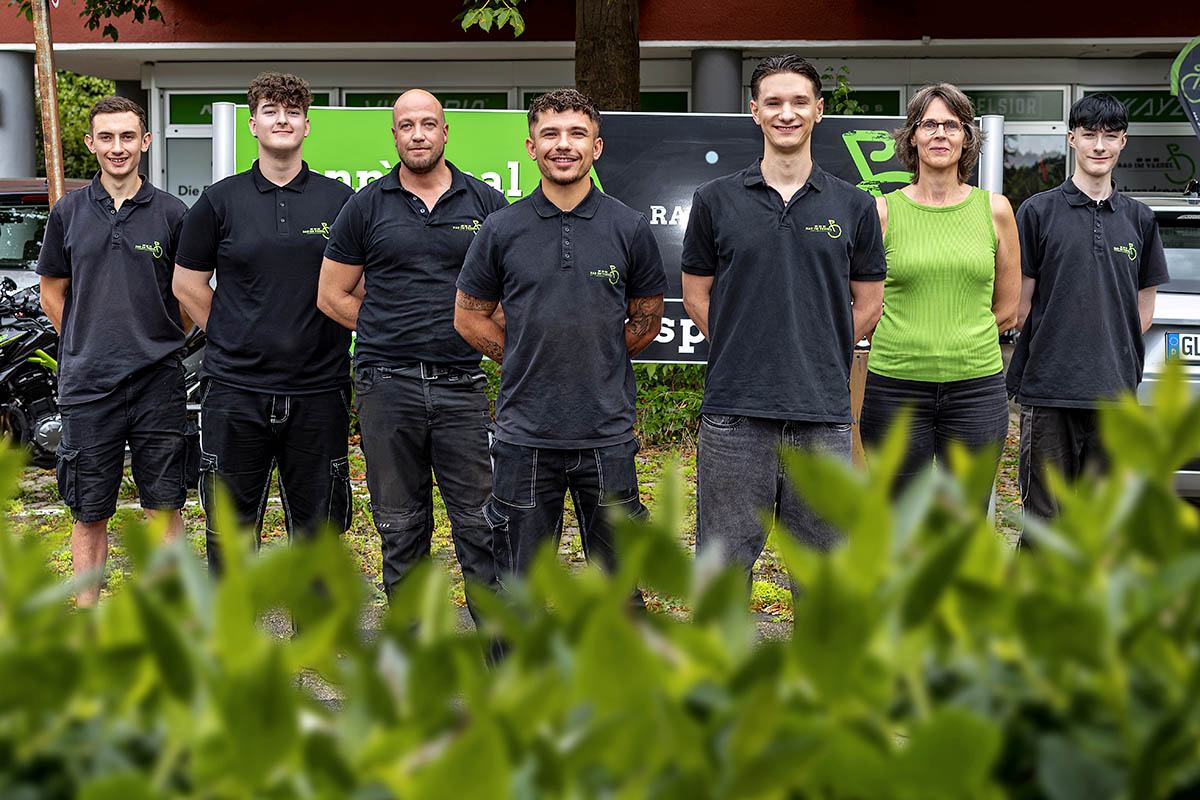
[452,219,483,234]
[805,219,843,239]
[1182,66,1200,104]
[134,241,163,258]
[589,265,621,285]
[1114,242,1138,261]
[1165,142,1196,186]
[301,222,331,240]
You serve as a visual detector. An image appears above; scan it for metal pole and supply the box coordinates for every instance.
[31,0,64,207]
[979,114,1005,194]
[211,102,237,184]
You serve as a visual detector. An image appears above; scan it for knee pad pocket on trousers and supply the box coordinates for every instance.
[328,457,353,532]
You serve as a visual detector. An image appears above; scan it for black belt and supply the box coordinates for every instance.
[380,363,472,380]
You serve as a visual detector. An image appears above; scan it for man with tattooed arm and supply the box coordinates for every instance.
[455,89,667,599]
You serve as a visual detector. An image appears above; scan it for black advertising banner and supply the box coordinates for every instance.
[1172,35,1200,147]
[595,113,910,362]
[233,108,911,363]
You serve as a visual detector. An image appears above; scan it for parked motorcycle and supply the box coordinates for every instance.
[0,278,60,468]
[0,278,207,471]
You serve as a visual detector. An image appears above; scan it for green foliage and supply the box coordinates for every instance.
[634,363,703,446]
[457,0,525,37]
[821,65,863,115]
[482,361,704,447]
[4,368,1200,796]
[7,0,163,41]
[34,70,116,179]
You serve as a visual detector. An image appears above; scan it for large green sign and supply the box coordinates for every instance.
[235,107,552,198]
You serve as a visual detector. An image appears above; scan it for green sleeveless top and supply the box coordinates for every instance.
[868,187,1002,382]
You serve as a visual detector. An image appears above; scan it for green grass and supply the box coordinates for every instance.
[12,419,1024,613]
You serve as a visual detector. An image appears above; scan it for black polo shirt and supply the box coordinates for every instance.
[324,162,507,368]
[457,183,667,448]
[37,174,187,406]
[176,161,354,393]
[1007,179,1170,408]
[681,160,886,423]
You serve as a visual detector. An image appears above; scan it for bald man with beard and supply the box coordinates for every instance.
[318,90,508,617]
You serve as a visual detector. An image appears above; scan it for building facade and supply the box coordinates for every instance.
[1,1,1198,208]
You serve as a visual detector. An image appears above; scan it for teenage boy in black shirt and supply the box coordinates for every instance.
[38,96,189,607]
[681,55,886,579]
[455,89,667,591]
[1007,93,1169,525]
[318,90,506,615]
[174,72,354,571]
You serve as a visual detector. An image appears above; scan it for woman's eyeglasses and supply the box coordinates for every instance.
[916,119,963,135]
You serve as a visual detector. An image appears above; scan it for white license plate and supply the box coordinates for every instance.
[1166,331,1200,363]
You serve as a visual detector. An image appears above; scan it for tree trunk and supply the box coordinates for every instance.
[574,0,640,112]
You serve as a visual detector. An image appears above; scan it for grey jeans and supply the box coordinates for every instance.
[695,414,852,577]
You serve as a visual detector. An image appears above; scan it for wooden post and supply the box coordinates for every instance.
[850,349,869,468]
[31,0,64,207]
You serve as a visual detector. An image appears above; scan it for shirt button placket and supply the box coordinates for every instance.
[561,213,572,270]
[277,191,289,236]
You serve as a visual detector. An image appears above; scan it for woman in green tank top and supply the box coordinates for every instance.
[859,83,1021,505]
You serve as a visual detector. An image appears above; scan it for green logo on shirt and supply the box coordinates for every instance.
[452,219,483,234]
[134,241,163,258]
[301,222,331,239]
[589,265,621,285]
[805,219,843,239]
[1114,242,1138,260]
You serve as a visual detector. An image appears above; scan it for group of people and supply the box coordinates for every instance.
[39,55,1168,611]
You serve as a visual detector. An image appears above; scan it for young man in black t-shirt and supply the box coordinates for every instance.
[318,90,507,617]
[38,96,189,606]
[1007,93,1169,526]
[174,72,354,571]
[681,55,886,579]
[455,90,667,592]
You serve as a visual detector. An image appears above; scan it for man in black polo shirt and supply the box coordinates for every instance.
[681,55,886,580]
[318,89,506,613]
[173,72,354,571]
[38,96,189,607]
[455,89,667,591]
[1007,93,1169,526]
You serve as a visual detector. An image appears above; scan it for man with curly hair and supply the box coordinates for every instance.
[455,89,667,597]
[174,72,354,571]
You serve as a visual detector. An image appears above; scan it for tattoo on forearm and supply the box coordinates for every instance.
[456,290,498,312]
[479,337,504,363]
[625,295,663,339]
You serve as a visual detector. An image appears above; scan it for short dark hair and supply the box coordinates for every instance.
[894,83,985,184]
[1069,93,1128,132]
[750,55,822,101]
[527,89,601,132]
[88,96,147,135]
[247,72,312,116]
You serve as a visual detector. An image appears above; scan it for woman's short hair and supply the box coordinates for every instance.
[893,83,985,184]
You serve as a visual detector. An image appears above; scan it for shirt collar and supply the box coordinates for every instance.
[380,161,468,199]
[89,172,155,205]
[742,158,826,193]
[1060,177,1122,209]
[531,180,601,218]
[251,159,311,193]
